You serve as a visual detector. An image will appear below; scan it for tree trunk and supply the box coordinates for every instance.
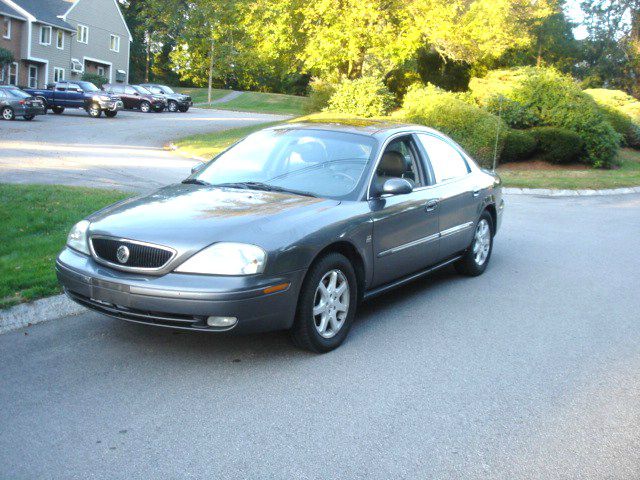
[207,36,214,104]
[632,8,640,96]
[145,31,150,83]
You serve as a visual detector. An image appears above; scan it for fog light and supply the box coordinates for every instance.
[206,316,238,328]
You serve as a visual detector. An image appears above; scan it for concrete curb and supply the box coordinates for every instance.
[504,186,640,196]
[0,294,84,335]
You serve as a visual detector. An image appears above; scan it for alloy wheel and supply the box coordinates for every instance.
[168,101,177,112]
[2,107,14,120]
[313,269,350,339]
[140,102,150,113]
[473,219,491,266]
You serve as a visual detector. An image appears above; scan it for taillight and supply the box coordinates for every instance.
[19,100,26,105]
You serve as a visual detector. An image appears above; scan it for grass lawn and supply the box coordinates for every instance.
[0,184,129,309]
[174,87,230,103]
[498,148,640,189]
[209,91,309,116]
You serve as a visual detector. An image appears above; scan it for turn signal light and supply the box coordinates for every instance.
[263,283,290,295]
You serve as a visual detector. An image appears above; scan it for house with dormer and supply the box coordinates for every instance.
[0,0,131,88]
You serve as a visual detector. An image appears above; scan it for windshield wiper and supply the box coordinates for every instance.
[181,178,211,186]
[212,182,317,197]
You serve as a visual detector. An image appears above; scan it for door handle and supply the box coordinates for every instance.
[425,199,439,212]
[473,189,481,197]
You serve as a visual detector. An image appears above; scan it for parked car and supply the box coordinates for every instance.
[0,86,46,121]
[24,81,123,118]
[56,121,504,352]
[139,84,193,112]
[102,84,167,113]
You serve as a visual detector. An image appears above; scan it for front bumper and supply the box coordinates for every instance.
[98,100,123,111]
[152,99,167,109]
[56,247,304,334]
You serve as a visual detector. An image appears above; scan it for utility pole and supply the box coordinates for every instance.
[207,32,214,104]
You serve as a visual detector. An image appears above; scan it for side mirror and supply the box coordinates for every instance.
[377,178,413,196]
[191,161,205,174]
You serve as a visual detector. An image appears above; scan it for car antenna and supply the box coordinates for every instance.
[492,95,504,172]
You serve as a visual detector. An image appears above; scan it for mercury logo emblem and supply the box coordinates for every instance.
[116,245,130,264]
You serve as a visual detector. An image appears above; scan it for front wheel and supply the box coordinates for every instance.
[290,253,357,353]
[2,106,15,120]
[51,106,64,114]
[455,211,493,277]
[167,100,178,112]
[87,103,102,118]
[105,110,118,118]
[140,101,151,113]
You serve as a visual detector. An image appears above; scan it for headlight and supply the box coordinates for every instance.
[175,242,266,275]
[66,220,90,255]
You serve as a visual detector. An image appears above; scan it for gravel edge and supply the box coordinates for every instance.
[0,294,84,335]
[504,186,640,196]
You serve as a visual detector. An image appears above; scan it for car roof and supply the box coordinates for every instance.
[266,119,438,139]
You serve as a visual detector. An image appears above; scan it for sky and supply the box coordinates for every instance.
[564,0,588,39]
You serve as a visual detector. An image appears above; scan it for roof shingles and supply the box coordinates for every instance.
[2,0,75,30]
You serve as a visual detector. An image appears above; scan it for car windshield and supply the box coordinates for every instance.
[147,86,163,94]
[78,81,99,92]
[6,88,31,99]
[133,85,152,94]
[193,129,377,199]
[159,85,174,94]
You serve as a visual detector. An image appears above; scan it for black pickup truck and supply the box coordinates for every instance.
[25,81,123,118]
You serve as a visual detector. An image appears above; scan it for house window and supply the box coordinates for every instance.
[110,34,120,52]
[40,25,52,45]
[96,66,105,77]
[56,30,64,49]
[8,62,17,85]
[77,24,88,44]
[28,65,38,88]
[54,67,65,82]
[2,17,10,39]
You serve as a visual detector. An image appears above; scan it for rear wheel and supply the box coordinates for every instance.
[2,106,15,120]
[51,106,65,114]
[140,101,151,113]
[87,103,102,118]
[105,110,118,118]
[455,211,493,277]
[290,253,357,353]
[168,100,178,112]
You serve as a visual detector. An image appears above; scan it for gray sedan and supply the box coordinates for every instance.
[56,121,504,352]
[0,86,46,121]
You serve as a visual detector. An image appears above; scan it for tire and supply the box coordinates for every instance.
[104,110,118,118]
[153,105,165,112]
[36,97,47,113]
[454,210,494,277]
[1,106,15,120]
[51,106,65,114]
[290,253,358,353]
[178,105,189,112]
[23,114,35,121]
[87,103,102,118]
[140,101,151,113]
[167,100,178,112]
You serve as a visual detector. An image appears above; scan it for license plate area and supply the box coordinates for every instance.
[90,278,131,307]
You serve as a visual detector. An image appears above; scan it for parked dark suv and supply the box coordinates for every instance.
[140,84,192,112]
[102,84,167,113]
[0,85,46,120]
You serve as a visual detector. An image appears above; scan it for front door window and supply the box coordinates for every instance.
[28,65,38,88]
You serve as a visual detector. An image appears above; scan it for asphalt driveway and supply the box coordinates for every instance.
[1,193,639,479]
[0,108,288,191]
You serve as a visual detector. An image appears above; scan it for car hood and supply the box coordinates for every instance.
[87,184,340,253]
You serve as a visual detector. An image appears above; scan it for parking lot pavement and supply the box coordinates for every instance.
[1,193,639,479]
[0,108,288,191]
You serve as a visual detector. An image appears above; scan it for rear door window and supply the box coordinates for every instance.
[416,134,470,183]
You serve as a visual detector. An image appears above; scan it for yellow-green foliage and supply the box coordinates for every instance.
[326,76,395,118]
[399,84,507,167]
[584,88,640,148]
[470,68,621,167]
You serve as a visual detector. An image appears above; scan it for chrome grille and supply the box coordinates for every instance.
[90,236,174,270]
